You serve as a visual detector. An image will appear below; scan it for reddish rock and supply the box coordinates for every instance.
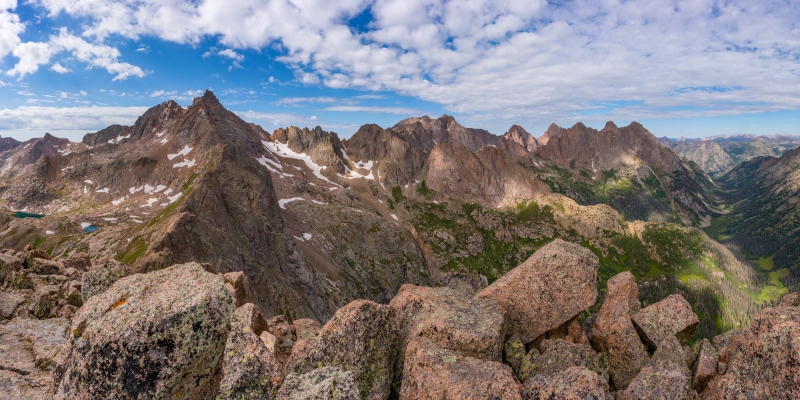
[285,300,397,400]
[522,366,612,400]
[632,294,699,349]
[711,329,742,364]
[716,306,800,398]
[476,240,599,343]
[261,331,277,354]
[400,339,522,400]
[223,271,252,307]
[294,318,322,340]
[778,291,800,308]
[217,303,283,399]
[268,315,296,364]
[53,262,236,399]
[619,336,691,400]
[391,284,505,361]
[588,271,649,390]
[62,253,90,272]
[517,338,608,384]
[0,253,23,283]
[692,339,718,393]
[64,281,82,308]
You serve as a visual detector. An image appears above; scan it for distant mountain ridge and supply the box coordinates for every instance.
[660,134,800,175]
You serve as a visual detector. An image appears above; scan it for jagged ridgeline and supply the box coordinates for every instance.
[0,91,785,341]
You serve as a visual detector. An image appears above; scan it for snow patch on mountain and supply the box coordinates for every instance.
[263,140,336,184]
[279,197,304,209]
[173,158,196,168]
[167,145,193,160]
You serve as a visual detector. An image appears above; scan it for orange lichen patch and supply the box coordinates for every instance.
[107,298,127,313]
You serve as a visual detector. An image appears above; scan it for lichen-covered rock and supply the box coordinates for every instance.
[53,262,236,399]
[632,294,699,349]
[522,366,612,400]
[27,284,60,319]
[517,339,608,384]
[439,271,488,295]
[64,280,82,308]
[217,303,283,400]
[223,271,252,307]
[285,300,397,400]
[504,334,527,376]
[80,259,131,301]
[0,253,23,283]
[400,339,522,400]
[692,339,718,393]
[715,306,800,398]
[588,271,649,390]
[277,367,360,400]
[5,269,32,289]
[27,258,60,275]
[476,239,599,343]
[261,331,278,354]
[269,315,296,364]
[778,291,800,308]
[0,290,28,319]
[618,336,691,400]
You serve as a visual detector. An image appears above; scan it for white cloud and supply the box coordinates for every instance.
[326,105,425,115]
[50,63,71,73]
[7,28,144,81]
[0,0,23,59]
[218,49,243,62]
[151,90,176,98]
[80,90,87,96]
[0,105,149,140]
[23,0,800,126]
[276,96,337,105]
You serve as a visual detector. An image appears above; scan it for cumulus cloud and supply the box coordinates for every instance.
[0,0,24,59]
[0,105,148,140]
[24,0,800,127]
[50,63,71,73]
[7,28,145,80]
[276,96,338,105]
[326,105,426,115]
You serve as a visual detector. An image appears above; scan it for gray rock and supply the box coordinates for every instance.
[27,285,60,319]
[0,253,23,283]
[80,259,130,301]
[54,262,236,399]
[285,300,397,400]
[277,367,359,400]
[217,304,283,400]
[0,290,28,320]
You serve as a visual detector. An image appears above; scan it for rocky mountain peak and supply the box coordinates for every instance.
[191,89,222,109]
[539,122,567,145]
[502,124,539,152]
[603,121,619,131]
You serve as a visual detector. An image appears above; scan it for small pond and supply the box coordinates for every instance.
[83,225,100,233]
[12,211,44,219]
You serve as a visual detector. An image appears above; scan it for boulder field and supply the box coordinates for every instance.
[1,239,799,399]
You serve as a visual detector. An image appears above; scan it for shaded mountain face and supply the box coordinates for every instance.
[0,100,778,340]
[0,135,21,153]
[662,135,800,175]
[715,148,800,280]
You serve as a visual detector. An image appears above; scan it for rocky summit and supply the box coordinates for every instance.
[0,239,796,399]
[1,92,799,399]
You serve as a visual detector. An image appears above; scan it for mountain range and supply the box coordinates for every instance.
[660,134,800,176]
[2,91,800,398]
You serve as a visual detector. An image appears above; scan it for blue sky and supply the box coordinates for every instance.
[1,0,800,141]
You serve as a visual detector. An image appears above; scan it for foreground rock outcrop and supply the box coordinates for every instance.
[54,262,236,399]
[2,238,797,399]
